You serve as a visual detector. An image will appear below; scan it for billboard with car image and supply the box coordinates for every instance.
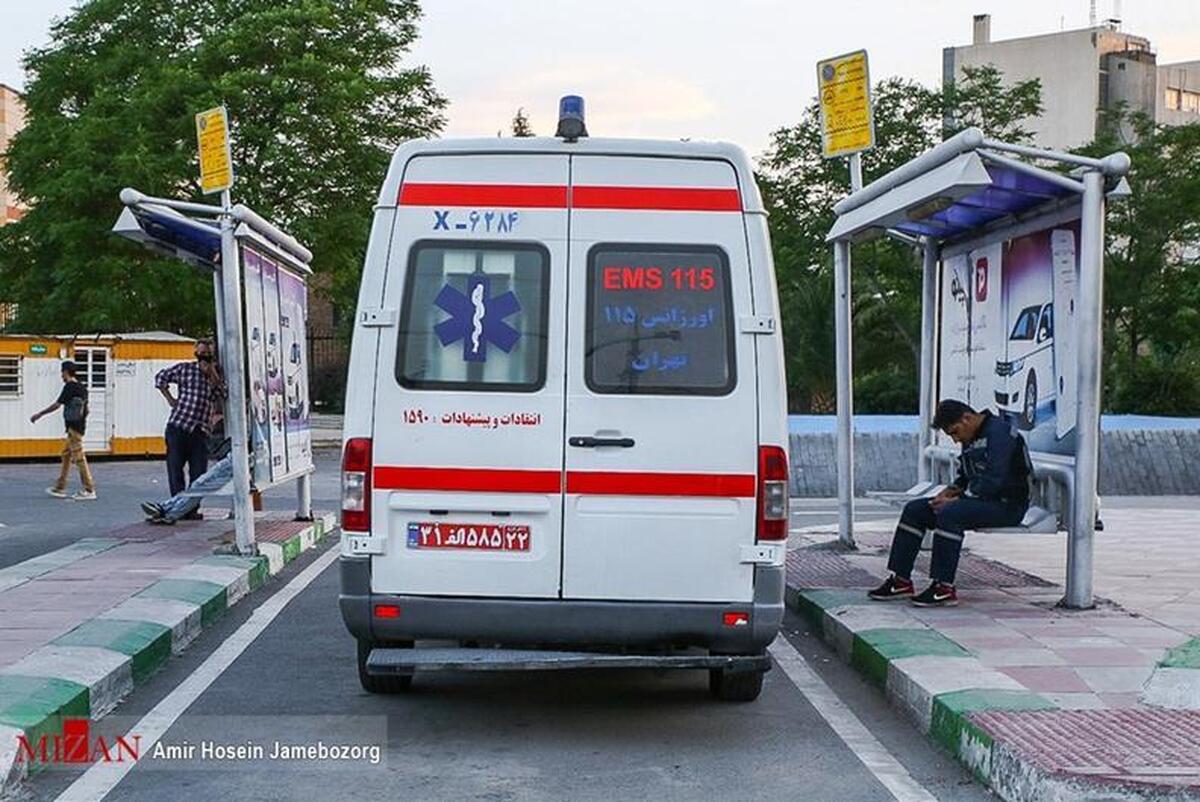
[937,218,1081,459]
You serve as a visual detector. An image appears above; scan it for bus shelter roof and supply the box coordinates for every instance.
[826,127,1129,246]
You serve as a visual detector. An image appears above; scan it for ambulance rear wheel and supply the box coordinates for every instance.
[357,638,414,694]
[708,667,765,702]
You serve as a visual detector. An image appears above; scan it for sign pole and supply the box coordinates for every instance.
[218,189,256,555]
[818,50,873,548]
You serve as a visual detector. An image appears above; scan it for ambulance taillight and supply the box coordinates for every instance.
[757,445,789,541]
[342,437,373,533]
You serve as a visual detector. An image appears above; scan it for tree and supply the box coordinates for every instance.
[0,0,445,335]
[511,107,535,137]
[1080,112,1200,414]
[758,66,1042,412]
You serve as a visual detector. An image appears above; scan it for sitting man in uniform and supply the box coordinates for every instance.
[868,399,1032,607]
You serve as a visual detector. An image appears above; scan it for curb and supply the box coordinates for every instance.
[0,512,336,795]
[788,586,1200,802]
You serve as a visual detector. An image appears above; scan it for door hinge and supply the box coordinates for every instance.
[740,543,785,566]
[739,315,776,334]
[359,308,397,328]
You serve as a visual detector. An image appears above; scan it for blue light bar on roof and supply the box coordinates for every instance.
[556,95,588,141]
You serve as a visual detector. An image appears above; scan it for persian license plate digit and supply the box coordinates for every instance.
[407,522,531,552]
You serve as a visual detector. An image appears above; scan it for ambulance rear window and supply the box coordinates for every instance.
[586,245,735,396]
[396,241,549,392]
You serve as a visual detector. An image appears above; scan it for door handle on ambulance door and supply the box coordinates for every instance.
[569,436,635,448]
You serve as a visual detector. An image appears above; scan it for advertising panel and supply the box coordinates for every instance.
[277,267,312,471]
[242,249,272,487]
[238,241,313,487]
[260,256,289,481]
[937,220,1081,459]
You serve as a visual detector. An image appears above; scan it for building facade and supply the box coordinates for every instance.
[0,83,24,225]
[944,15,1200,149]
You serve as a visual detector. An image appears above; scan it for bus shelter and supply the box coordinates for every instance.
[826,127,1131,608]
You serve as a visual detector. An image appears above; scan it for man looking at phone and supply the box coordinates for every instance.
[868,400,1032,607]
[155,338,227,502]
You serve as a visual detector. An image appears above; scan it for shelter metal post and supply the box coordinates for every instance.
[834,238,855,547]
[1066,171,1105,609]
[296,474,313,521]
[918,240,938,483]
[218,189,257,555]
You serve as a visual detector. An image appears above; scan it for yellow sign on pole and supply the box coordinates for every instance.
[195,106,234,195]
[817,50,875,159]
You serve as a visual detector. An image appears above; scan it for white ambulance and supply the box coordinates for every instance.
[339,99,788,702]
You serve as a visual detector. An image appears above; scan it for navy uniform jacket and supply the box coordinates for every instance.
[951,412,1033,506]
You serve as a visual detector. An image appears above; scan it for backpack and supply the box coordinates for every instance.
[64,395,87,426]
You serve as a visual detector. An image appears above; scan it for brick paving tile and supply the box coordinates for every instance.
[1040,692,1106,709]
[1075,665,1157,694]
[972,709,1200,786]
[1054,647,1158,667]
[975,648,1067,667]
[999,666,1092,693]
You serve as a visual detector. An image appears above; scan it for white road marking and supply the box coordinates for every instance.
[55,545,341,802]
[768,636,938,802]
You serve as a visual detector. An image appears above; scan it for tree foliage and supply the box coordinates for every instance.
[759,66,1043,412]
[0,0,445,335]
[511,107,535,137]
[1082,112,1200,414]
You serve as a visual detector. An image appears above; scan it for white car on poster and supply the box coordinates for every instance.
[995,301,1054,429]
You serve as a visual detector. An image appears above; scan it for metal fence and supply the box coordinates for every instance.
[308,329,350,412]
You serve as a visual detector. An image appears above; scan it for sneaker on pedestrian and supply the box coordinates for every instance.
[868,574,914,601]
[71,490,97,501]
[911,582,958,607]
[140,501,164,520]
[45,487,69,499]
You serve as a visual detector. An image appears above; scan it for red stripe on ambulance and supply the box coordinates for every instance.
[398,183,569,208]
[374,466,561,494]
[566,471,756,497]
[374,467,755,498]
[571,185,741,211]
[396,183,741,212]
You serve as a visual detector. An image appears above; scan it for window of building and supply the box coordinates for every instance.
[396,241,549,392]
[0,355,21,396]
[1182,91,1200,114]
[586,245,736,396]
[1165,88,1181,110]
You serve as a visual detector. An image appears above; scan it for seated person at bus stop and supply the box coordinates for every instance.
[140,440,233,525]
[868,399,1032,607]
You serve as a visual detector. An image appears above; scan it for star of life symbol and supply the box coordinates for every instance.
[433,275,521,362]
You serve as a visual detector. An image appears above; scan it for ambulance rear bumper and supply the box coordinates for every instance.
[339,556,783,654]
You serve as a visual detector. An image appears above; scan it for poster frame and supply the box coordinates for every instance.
[234,227,315,491]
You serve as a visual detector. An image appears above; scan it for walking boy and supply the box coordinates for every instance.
[30,360,96,500]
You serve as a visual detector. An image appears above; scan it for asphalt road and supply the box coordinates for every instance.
[0,449,342,570]
[24,536,991,802]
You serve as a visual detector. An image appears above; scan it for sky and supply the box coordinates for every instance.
[2,0,1198,157]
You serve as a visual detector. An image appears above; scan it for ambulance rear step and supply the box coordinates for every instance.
[366,647,771,674]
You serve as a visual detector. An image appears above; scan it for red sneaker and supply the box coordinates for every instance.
[868,575,915,601]
[911,582,958,607]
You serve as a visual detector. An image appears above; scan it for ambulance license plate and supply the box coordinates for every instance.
[407,522,531,552]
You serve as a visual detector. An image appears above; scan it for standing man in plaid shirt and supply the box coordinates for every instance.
[156,339,227,502]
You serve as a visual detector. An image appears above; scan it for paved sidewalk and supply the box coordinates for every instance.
[788,518,1200,802]
[0,509,335,794]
